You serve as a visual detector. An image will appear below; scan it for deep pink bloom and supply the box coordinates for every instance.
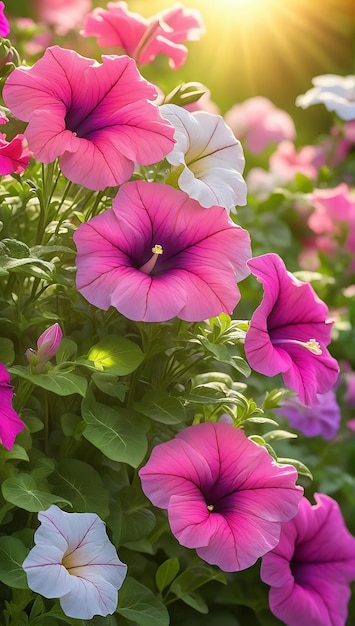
[139,422,303,572]
[244,253,339,406]
[275,390,341,440]
[308,183,355,235]
[224,97,296,155]
[0,132,31,175]
[26,323,63,373]
[261,494,355,626]
[81,2,204,70]
[74,180,251,322]
[34,0,92,35]
[2,46,175,190]
[0,362,25,450]
[0,1,9,37]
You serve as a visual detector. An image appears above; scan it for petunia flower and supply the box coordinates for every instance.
[244,253,339,406]
[74,180,251,322]
[224,96,296,155]
[2,45,175,191]
[139,422,303,572]
[26,323,63,373]
[81,1,204,70]
[275,389,341,440]
[0,1,10,37]
[34,0,92,35]
[22,505,127,620]
[296,74,355,121]
[261,493,355,626]
[0,132,31,175]
[160,104,247,213]
[0,362,25,450]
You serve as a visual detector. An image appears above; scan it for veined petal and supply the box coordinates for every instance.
[59,574,119,619]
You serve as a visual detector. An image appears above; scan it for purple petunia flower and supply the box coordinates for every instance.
[261,493,355,626]
[74,180,251,322]
[139,422,303,572]
[0,362,25,450]
[2,45,175,190]
[244,253,339,406]
[275,389,341,440]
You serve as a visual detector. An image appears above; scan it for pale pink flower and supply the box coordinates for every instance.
[3,46,175,191]
[34,0,92,35]
[81,1,204,69]
[296,74,355,121]
[23,505,127,619]
[139,422,303,572]
[0,362,25,450]
[26,323,63,373]
[269,140,320,182]
[160,104,247,212]
[224,96,296,154]
[74,180,251,322]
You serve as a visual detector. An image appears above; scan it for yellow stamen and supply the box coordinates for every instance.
[139,244,164,275]
[207,504,215,512]
[273,338,322,355]
[151,244,163,255]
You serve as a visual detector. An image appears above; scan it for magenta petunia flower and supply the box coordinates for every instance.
[275,389,341,440]
[244,253,339,406]
[2,45,175,190]
[0,362,25,450]
[0,132,31,175]
[139,422,303,572]
[23,505,127,619]
[26,323,63,373]
[81,2,204,70]
[0,1,10,37]
[261,493,355,626]
[74,180,251,322]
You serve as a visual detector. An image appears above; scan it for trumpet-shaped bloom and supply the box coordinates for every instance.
[0,132,31,175]
[26,323,63,373]
[244,254,339,406]
[261,494,355,626]
[139,422,303,572]
[224,96,296,155]
[0,2,9,37]
[74,180,251,322]
[81,2,204,70]
[296,74,355,121]
[0,362,25,450]
[2,45,175,190]
[22,505,127,620]
[275,390,341,440]
[160,104,247,212]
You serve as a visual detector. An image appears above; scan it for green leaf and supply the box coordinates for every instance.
[10,365,87,397]
[91,372,128,400]
[278,458,313,480]
[2,474,72,512]
[50,459,110,519]
[201,341,251,377]
[178,591,209,613]
[134,390,185,424]
[81,398,149,467]
[156,558,180,593]
[263,430,298,442]
[0,444,29,463]
[117,577,170,626]
[109,485,156,545]
[170,562,226,600]
[86,335,144,375]
[0,536,29,589]
[186,384,237,405]
[0,337,15,365]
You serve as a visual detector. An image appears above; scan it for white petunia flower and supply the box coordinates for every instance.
[22,505,127,619]
[296,74,355,121]
[160,104,247,213]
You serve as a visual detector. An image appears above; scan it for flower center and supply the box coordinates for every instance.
[207,504,215,512]
[62,549,78,574]
[139,244,163,275]
[272,338,322,355]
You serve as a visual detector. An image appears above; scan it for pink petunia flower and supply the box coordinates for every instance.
[224,96,296,155]
[139,422,303,572]
[244,253,339,406]
[26,323,63,373]
[275,389,341,440]
[81,1,204,70]
[2,45,175,191]
[34,0,92,35]
[261,493,355,626]
[160,104,247,212]
[296,74,355,121]
[23,505,127,619]
[0,362,25,450]
[0,1,9,37]
[0,132,31,175]
[74,180,251,322]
